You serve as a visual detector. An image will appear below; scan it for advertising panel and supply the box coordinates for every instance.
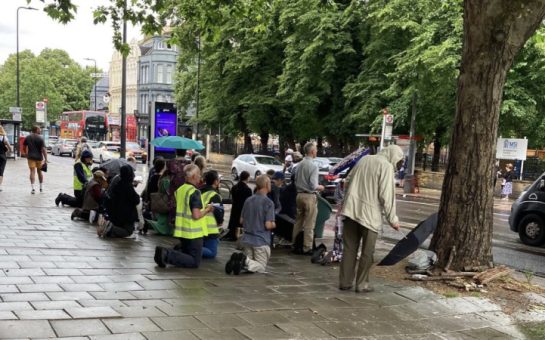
[496,138,528,160]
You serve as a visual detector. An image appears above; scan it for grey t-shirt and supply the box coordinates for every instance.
[294,157,319,193]
[23,134,45,161]
[240,193,275,247]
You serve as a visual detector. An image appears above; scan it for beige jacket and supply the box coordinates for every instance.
[341,145,404,233]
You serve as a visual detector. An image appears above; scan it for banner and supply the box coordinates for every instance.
[496,138,528,160]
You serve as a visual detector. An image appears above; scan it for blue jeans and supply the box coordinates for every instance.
[202,237,219,259]
[165,238,203,268]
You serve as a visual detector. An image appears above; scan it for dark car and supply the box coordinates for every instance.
[509,173,545,246]
[313,157,340,201]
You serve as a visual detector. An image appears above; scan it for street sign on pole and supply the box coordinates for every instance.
[36,101,46,124]
[380,110,394,150]
[9,107,22,114]
[91,72,108,78]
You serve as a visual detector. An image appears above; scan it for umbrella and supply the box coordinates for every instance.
[100,158,137,178]
[150,136,205,150]
[330,147,371,175]
[377,213,438,266]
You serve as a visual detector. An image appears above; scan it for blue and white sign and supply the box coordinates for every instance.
[496,138,528,160]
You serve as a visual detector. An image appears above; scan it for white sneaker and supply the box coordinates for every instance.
[89,210,97,224]
[124,232,138,239]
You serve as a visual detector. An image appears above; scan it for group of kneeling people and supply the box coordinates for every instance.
[54,150,142,238]
[152,162,276,275]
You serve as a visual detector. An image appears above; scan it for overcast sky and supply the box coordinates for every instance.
[0,0,141,71]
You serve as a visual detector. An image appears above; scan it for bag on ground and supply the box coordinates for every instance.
[407,249,437,270]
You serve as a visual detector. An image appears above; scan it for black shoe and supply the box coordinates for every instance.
[55,193,62,207]
[70,209,78,221]
[225,252,238,274]
[154,246,166,268]
[233,253,247,275]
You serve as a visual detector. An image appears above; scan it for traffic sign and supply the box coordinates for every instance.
[9,107,22,114]
[35,101,45,110]
[385,114,393,124]
[91,72,108,78]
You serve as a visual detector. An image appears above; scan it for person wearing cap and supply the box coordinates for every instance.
[74,136,92,160]
[71,169,109,222]
[55,150,93,208]
[284,148,294,172]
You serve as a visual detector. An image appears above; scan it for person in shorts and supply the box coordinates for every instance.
[23,126,47,194]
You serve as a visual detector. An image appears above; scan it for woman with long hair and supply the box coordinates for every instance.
[0,126,13,192]
[501,163,515,200]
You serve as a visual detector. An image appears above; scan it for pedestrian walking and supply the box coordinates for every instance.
[23,126,48,194]
[292,142,324,254]
[0,126,12,192]
[501,163,515,200]
[339,144,404,293]
[201,170,224,259]
[74,137,92,160]
[154,164,214,268]
[225,170,252,241]
[226,174,276,274]
[55,150,93,207]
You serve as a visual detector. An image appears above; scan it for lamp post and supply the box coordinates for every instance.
[120,0,127,158]
[84,58,97,111]
[16,6,38,107]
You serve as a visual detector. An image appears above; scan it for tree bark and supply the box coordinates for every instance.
[430,0,545,270]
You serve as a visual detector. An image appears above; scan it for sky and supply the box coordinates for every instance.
[0,0,141,71]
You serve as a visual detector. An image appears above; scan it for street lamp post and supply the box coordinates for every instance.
[16,6,38,108]
[84,58,97,111]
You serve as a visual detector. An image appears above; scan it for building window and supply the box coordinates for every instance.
[166,65,172,84]
[157,41,166,49]
[157,64,164,83]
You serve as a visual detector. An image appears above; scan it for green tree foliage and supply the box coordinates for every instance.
[0,49,96,129]
[35,0,545,151]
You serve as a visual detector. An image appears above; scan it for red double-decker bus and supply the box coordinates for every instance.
[60,111,108,141]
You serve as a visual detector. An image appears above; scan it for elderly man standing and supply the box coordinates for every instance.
[292,142,324,254]
[339,145,404,293]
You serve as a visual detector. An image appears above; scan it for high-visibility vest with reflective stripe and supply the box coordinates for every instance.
[202,190,220,235]
[174,184,207,239]
[73,162,92,191]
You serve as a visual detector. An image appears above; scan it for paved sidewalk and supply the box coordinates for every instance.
[0,158,529,339]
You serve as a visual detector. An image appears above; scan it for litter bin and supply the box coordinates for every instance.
[314,195,333,238]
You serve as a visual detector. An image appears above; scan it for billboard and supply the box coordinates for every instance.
[150,102,177,159]
[496,138,528,160]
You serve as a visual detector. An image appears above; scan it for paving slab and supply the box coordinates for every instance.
[52,319,111,337]
[142,330,200,340]
[150,316,207,331]
[236,324,293,340]
[15,309,72,320]
[0,320,56,338]
[65,306,122,319]
[102,317,162,333]
[276,321,335,339]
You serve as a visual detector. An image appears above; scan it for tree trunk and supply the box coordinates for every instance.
[260,131,269,155]
[243,131,253,154]
[430,0,545,270]
[431,127,444,172]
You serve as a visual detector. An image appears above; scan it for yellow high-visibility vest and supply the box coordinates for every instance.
[173,184,207,239]
[73,162,92,191]
[202,190,220,235]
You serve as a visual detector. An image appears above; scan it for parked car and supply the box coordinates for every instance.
[92,141,121,164]
[51,139,78,157]
[46,136,59,153]
[231,154,284,180]
[127,142,148,164]
[509,174,545,246]
[313,157,340,200]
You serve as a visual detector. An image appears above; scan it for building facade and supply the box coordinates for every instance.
[89,76,109,111]
[136,35,179,140]
[108,39,141,118]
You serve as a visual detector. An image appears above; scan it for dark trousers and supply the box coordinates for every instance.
[202,237,219,259]
[108,224,133,238]
[166,238,203,268]
[61,190,84,208]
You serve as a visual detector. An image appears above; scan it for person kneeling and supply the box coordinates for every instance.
[154,164,213,268]
[201,170,224,259]
[55,150,93,208]
[226,175,276,275]
[98,165,140,238]
[71,170,108,222]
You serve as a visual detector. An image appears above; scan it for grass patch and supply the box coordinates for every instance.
[519,322,545,339]
[444,291,459,298]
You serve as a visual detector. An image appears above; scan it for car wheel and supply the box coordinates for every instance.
[518,213,545,246]
[255,171,261,179]
[231,168,238,180]
[100,155,104,164]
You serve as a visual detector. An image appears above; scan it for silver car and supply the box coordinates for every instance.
[231,154,284,180]
[51,139,78,157]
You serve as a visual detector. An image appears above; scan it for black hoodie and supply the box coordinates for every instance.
[106,165,140,227]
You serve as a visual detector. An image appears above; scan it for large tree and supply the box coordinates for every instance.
[430,0,545,269]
